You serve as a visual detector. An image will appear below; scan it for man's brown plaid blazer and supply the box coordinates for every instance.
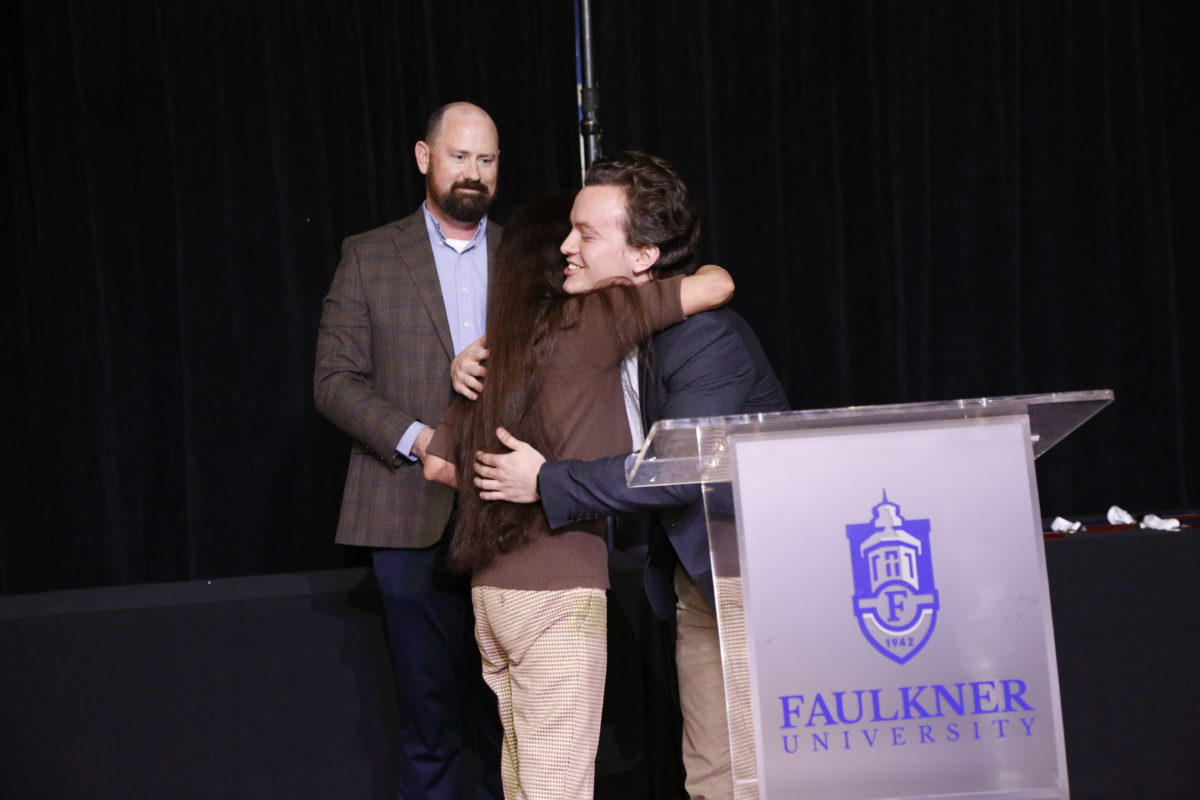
[314,208,501,549]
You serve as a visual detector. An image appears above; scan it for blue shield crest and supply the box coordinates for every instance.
[846,491,939,664]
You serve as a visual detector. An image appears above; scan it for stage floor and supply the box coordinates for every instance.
[2,532,1197,798]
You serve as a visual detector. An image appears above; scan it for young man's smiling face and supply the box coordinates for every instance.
[560,184,658,295]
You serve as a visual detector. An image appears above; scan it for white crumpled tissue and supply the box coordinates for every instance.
[1107,505,1136,525]
[1140,513,1182,531]
[1107,504,1182,531]
[1050,517,1083,533]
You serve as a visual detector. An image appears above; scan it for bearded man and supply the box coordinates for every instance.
[315,101,502,800]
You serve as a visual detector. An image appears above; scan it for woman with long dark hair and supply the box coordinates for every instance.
[423,190,731,799]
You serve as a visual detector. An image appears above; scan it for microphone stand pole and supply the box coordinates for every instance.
[575,0,602,178]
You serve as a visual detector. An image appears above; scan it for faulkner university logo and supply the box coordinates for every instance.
[776,494,1039,758]
[846,492,939,664]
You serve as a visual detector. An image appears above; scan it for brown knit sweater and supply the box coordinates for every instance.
[430,275,685,590]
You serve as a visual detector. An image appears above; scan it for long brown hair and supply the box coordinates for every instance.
[443,192,651,573]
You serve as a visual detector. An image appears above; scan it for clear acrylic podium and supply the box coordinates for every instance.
[628,390,1113,800]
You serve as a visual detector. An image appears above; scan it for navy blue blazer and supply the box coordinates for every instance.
[538,307,789,618]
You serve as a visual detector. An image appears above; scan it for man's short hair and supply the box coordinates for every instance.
[424,105,451,144]
[424,101,487,144]
[584,151,701,277]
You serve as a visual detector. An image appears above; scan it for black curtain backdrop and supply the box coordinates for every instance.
[4,0,1197,595]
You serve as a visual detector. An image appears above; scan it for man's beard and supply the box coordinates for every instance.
[429,174,496,224]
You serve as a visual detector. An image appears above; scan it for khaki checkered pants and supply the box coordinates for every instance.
[472,586,607,800]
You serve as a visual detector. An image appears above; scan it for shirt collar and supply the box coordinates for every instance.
[422,201,487,248]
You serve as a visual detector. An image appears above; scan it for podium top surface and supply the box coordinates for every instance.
[628,389,1113,487]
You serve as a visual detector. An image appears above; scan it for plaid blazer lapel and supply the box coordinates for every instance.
[392,216,454,361]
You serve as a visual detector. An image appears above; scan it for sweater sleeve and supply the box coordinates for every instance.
[426,422,457,463]
[635,274,686,332]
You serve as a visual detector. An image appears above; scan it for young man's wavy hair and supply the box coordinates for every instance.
[440,192,652,574]
[584,150,701,278]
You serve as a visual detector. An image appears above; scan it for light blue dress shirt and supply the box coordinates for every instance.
[396,203,490,460]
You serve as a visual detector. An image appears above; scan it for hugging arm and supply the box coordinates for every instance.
[537,455,701,529]
[679,264,734,316]
[481,313,760,526]
[472,435,701,527]
[422,450,457,488]
[420,426,457,487]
